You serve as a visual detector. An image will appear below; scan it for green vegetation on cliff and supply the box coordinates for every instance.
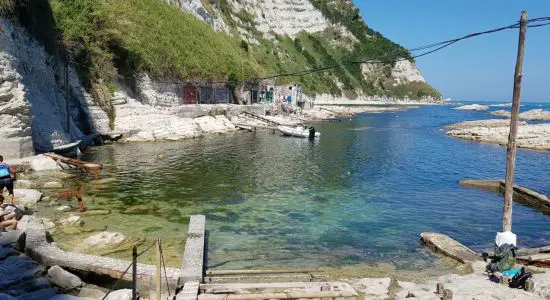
[7,0,439,100]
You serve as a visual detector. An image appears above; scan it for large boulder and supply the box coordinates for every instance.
[46,265,83,291]
[13,189,42,205]
[29,155,59,171]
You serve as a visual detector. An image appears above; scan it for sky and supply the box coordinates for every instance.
[354,1,550,102]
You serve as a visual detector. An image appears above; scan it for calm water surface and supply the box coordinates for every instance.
[51,103,550,271]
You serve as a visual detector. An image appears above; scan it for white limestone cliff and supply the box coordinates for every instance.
[0,18,97,159]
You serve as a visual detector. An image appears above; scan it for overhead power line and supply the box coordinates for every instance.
[251,16,550,82]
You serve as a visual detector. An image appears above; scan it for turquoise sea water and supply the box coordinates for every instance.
[67,102,550,270]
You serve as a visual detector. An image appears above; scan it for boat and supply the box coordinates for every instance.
[235,123,254,132]
[53,141,82,158]
[277,125,321,138]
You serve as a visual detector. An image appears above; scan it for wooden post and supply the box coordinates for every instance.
[156,238,161,300]
[132,246,138,300]
[503,11,528,232]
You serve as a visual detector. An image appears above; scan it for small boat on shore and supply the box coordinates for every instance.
[53,141,81,158]
[235,123,254,131]
[277,125,321,138]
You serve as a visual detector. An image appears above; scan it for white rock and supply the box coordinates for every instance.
[104,289,133,300]
[453,104,490,111]
[446,123,550,150]
[47,265,83,291]
[29,155,59,171]
[59,214,82,226]
[86,232,126,248]
[56,205,72,212]
[520,109,550,121]
[13,189,42,204]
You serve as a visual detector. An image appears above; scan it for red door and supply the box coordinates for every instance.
[183,84,197,104]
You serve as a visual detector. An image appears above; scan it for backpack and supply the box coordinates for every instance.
[486,243,517,273]
[508,267,533,289]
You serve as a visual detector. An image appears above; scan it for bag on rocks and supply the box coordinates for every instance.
[486,243,517,273]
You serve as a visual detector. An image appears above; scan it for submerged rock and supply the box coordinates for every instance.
[453,104,489,111]
[80,209,110,216]
[59,214,83,226]
[92,178,117,185]
[14,179,34,189]
[47,265,83,291]
[57,205,72,212]
[86,232,126,247]
[54,171,77,180]
[43,181,63,189]
[122,204,151,214]
[61,226,82,235]
[84,232,145,256]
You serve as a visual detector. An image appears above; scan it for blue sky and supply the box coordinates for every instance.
[354,1,550,102]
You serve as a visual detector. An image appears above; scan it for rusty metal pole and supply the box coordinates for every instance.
[132,246,137,300]
[156,238,161,300]
[503,11,528,232]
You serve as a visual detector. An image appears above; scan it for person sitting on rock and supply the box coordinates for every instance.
[0,155,16,205]
[0,201,18,230]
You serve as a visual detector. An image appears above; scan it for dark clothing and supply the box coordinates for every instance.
[0,177,13,195]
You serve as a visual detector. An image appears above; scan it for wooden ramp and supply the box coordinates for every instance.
[43,153,103,179]
[242,111,280,127]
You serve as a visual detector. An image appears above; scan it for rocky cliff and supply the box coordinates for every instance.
[0,0,440,158]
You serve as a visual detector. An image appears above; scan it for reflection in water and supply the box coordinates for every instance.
[39,104,550,271]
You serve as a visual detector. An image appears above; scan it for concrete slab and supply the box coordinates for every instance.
[176,281,199,300]
[179,215,205,283]
[421,232,482,264]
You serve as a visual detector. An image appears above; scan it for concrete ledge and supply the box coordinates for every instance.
[22,216,182,292]
[460,179,550,213]
[179,215,206,284]
[421,232,482,264]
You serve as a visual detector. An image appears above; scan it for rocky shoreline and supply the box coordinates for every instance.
[445,119,550,151]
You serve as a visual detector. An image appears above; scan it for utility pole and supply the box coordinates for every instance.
[503,11,528,232]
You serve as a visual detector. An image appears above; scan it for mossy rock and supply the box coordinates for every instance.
[91,237,147,256]
[80,224,108,233]
[122,205,152,214]
[54,171,77,180]
[92,178,117,185]
[61,226,82,235]
[80,209,111,216]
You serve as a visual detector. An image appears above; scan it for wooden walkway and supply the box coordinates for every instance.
[43,153,103,179]
[242,111,281,127]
